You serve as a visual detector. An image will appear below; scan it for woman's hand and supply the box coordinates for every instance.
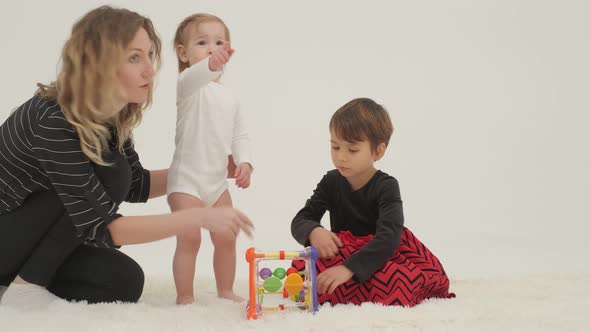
[183,207,254,239]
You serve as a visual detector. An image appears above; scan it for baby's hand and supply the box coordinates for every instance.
[209,43,235,71]
[309,227,342,259]
[234,162,253,189]
[227,155,237,179]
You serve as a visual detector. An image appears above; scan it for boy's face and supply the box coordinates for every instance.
[330,129,384,180]
[179,21,228,67]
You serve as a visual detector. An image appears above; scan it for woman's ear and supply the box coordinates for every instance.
[176,44,188,63]
[374,143,387,161]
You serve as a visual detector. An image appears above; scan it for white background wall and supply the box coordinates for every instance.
[1,0,588,281]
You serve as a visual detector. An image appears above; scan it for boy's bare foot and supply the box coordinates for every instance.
[218,291,244,303]
[176,295,195,305]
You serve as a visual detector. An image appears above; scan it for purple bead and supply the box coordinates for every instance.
[259,267,272,279]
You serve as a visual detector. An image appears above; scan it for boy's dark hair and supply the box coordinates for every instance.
[329,98,393,151]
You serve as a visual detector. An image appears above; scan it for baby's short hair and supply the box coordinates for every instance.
[329,98,393,151]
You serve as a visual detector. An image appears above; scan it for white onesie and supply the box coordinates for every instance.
[167,57,251,206]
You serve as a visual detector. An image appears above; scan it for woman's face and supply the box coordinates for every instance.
[118,28,155,104]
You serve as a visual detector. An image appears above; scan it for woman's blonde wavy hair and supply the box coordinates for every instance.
[37,6,161,165]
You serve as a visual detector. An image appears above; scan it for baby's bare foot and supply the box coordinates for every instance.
[218,291,244,303]
[176,295,195,305]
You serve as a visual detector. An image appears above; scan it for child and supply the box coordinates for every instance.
[291,98,455,306]
[167,13,253,304]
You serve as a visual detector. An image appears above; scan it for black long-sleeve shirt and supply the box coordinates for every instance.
[291,169,404,283]
[0,95,150,248]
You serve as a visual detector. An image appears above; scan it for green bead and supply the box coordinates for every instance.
[273,267,287,280]
[263,276,282,292]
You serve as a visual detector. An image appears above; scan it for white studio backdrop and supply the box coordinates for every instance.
[1,0,588,282]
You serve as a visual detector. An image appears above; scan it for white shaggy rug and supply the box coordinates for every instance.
[0,273,587,332]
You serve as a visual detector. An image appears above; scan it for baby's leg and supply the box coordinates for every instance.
[168,193,205,305]
[210,190,243,302]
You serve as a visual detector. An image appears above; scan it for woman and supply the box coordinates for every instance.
[0,6,252,307]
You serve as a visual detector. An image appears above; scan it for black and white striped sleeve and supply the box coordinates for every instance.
[122,139,150,203]
[32,113,121,248]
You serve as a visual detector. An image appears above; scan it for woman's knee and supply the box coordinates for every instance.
[114,255,144,303]
[91,251,144,303]
[49,247,145,304]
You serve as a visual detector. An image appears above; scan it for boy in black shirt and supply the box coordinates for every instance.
[291,98,455,306]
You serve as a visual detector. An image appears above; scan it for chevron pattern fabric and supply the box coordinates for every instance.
[293,228,455,306]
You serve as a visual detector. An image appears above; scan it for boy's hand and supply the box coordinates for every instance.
[309,227,342,258]
[317,265,353,294]
[209,43,234,71]
[234,162,252,189]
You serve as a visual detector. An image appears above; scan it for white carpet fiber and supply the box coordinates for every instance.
[0,273,587,332]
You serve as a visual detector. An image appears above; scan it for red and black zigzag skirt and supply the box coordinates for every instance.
[293,227,455,306]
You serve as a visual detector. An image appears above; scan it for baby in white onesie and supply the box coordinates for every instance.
[168,13,253,305]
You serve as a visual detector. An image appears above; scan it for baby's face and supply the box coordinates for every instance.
[182,21,228,67]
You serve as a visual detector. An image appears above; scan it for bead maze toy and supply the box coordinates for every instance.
[245,246,319,320]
